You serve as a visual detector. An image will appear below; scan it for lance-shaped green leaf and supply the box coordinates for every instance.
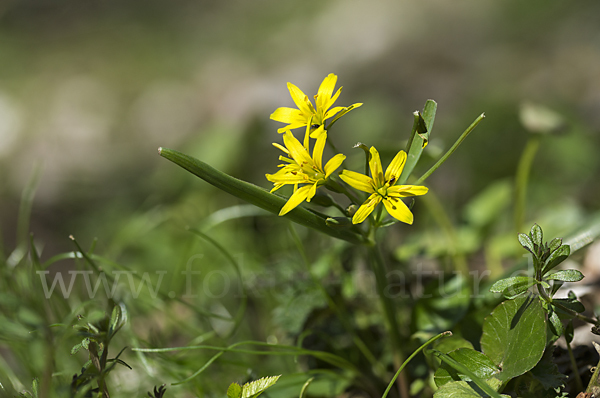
[549,237,562,252]
[399,100,436,184]
[553,297,585,318]
[544,269,584,283]
[108,302,127,340]
[517,233,535,256]
[542,244,570,274]
[530,224,543,247]
[227,383,242,398]
[489,276,536,299]
[159,147,364,244]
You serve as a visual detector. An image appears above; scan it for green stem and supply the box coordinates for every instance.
[566,339,584,392]
[514,135,541,233]
[368,243,409,398]
[414,113,485,185]
[374,203,384,226]
[537,283,598,324]
[382,332,451,398]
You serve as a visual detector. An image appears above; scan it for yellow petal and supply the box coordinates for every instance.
[279,185,312,215]
[312,130,327,171]
[323,87,342,112]
[265,171,306,185]
[352,194,381,224]
[272,142,289,155]
[277,122,306,133]
[385,150,407,183]
[383,197,414,224]
[316,73,337,111]
[269,183,284,193]
[309,125,326,139]
[305,182,318,202]
[368,147,384,187]
[327,103,363,126]
[339,170,374,193]
[287,83,313,116]
[324,154,346,177]
[283,131,313,166]
[387,185,428,197]
[270,107,304,124]
[323,106,344,121]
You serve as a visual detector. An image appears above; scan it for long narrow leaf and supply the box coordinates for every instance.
[399,100,437,184]
[159,147,365,244]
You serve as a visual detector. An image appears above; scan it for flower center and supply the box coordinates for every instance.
[376,186,388,197]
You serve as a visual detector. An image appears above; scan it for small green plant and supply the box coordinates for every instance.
[69,302,129,398]
[429,224,600,398]
[226,375,280,398]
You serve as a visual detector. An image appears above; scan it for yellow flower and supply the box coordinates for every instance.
[266,129,345,216]
[339,147,428,225]
[270,73,362,136]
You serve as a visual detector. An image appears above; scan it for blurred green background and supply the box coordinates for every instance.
[1,0,600,396]
[1,0,599,255]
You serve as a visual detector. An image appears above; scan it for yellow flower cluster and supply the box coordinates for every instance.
[267,74,428,225]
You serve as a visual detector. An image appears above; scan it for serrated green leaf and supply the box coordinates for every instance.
[434,348,499,387]
[544,269,583,282]
[241,375,280,398]
[433,380,509,398]
[518,233,535,255]
[542,245,570,274]
[227,383,242,398]
[480,295,546,381]
[530,224,543,247]
[159,147,364,244]
[489,276,536,299]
